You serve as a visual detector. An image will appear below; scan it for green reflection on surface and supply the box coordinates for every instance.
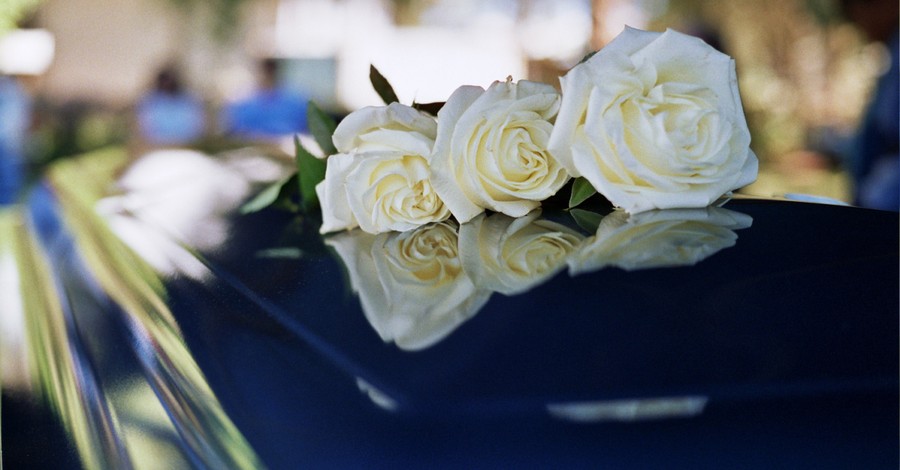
[4,206,131,469]
[0,148,264,469]
[45,150,264,470]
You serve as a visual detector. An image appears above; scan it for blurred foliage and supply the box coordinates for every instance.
[0,0,40,33]
[647,0,876,202]
[652,0,874,158]
[26,102,129,182]
[389,0,438,25]
[803,0,843,24]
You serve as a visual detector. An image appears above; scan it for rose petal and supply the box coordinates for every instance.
[334,102,437,153]
[318,153,359,233]
[549,26,758,214]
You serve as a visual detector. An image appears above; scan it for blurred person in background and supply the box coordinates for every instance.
[0,74,31,205]
[220,58,308,140]
[135,65,206,148]
[841,0,898,211]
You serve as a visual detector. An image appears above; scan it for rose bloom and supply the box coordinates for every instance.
[567,207,753,274]
[548,27,758,213]
[459,211,584,295]
[430,78,571,223]
[326,221,491,351]
[317,103,450,234]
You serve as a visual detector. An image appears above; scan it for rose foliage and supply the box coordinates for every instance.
[263,27,759,235]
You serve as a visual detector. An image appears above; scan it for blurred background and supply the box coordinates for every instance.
[0,0,897,208]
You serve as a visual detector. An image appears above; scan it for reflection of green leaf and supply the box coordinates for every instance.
[569,177,597,208]
[370,65,400,105]
[255,247,304,259]
[240,174,299,214]
[412,101,444,116]
[296,136,327,212]
[570,208,605,234]
[307,101,338,156]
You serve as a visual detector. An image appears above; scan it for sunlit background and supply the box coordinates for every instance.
[0,2,896,467]
[0,0,897,203]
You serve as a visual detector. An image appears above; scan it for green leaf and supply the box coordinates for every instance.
[569,177,597,208]
[307,101,338,156]
[412,101,445,116]
[296,135,327,212]
[370,64,400,105]
[240,173,299,214]
[578,50,598,65]
[569,208,605,234]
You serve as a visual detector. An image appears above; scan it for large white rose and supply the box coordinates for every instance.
[317,103,450,234]
[430,78,571,223]
[459,211,584,295]
[548,27,758,213]
[567,207,753,274]
[326,221,491,351]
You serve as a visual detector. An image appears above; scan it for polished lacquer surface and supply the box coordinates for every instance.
[1,151,897,468]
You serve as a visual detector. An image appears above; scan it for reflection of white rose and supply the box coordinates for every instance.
[317,103,450,234]
[459,211,584,295]
[430,79,570,223]
[548,27,758,214]
[326,222,491,351]
[568,207,752,274]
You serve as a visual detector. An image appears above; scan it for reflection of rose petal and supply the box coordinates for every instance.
[568,207,752,275]
[327,222,490,351]
[459,211,584,296]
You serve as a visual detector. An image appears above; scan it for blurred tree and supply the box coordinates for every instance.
[0,0,41,34]
[649,0,874,160]
[388,0,438,25]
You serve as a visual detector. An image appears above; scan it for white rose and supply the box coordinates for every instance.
[567,207,753,274]
[332,101,439,154]
[548,27,758,213]
[317,103,450,234]
[459,210,584,296]
[326,221,491,351]
[430,78,571,223]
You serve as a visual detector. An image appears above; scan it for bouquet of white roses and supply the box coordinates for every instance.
[249,27,758,236]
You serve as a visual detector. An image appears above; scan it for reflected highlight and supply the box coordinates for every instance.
[459,210,583,295]
[568,207,753,274]
[329,206,752,351]
[327,220,491,351]
[5,206,132,468]
[548,396,708,422]
[33,151,266,469]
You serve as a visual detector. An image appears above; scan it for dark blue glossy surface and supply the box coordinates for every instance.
[172,198,899,467]
[2,154,897,468]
